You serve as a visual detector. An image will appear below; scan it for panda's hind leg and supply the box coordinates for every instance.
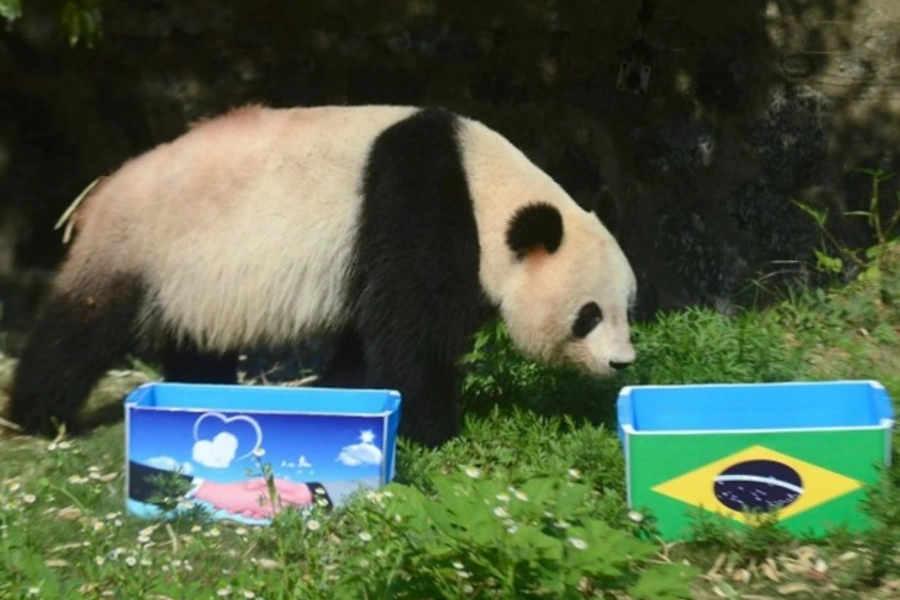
[7,274,144,437]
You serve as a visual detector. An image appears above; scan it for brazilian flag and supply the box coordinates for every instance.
[626,429,889,540]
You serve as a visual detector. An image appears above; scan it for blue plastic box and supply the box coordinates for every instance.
[618,380,895,539]
[124,382,402,524]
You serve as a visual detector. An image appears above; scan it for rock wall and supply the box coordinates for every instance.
[1,0,898,348]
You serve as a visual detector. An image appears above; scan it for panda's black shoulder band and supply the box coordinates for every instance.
[506,202,564,259]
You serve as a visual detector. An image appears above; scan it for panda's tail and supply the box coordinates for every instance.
[6,273,144,438]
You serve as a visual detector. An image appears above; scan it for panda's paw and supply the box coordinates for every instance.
[5,397,75,440]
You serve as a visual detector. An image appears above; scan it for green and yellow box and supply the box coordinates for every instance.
[617,380,895,540]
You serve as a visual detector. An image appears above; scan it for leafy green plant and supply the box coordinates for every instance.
[460,318,547,404]
[685,506,794,562]
[793,168,900,298]
[622,306,804,386]
[369,467,697,599]
[847,169,900,271]
[459,317,622,425]
[857,463,900,585]
[791,198,850,279]
[0,0,20,28]
[1,0,102,46]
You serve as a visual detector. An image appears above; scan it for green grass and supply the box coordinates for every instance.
[1,254,899,599]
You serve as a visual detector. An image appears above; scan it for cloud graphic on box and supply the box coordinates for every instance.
[193,432,240,468]
[337,430,383,467]
[280,455,314,469]
[191,412,263,469]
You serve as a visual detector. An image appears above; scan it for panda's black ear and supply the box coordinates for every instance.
[506,202,564,259]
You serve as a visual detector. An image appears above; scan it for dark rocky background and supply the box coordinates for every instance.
[1,0,898,373]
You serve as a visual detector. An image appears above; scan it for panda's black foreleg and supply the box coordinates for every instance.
[362,344,462,449]
[315,330,368,388]
[355,309,471,449]
[7,275,143,437]
[315,327,462,446]
[161,339,238,384]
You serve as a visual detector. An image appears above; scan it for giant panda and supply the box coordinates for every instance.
[6,104,637,449]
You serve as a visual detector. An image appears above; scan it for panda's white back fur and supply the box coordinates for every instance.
[63,105,420,350]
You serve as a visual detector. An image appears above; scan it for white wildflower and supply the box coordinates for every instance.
[359,531,372,542]
[509,487,528,501]
[306,519,321,531]
[464,466,481,479]
[567,537,588,550]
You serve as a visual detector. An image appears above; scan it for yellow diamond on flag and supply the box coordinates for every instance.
[651,445,863,523]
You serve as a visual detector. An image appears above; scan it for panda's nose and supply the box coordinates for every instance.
[609,360,633,371]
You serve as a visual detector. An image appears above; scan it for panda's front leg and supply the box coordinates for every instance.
[355,311,468,449]
[365,346,462,449]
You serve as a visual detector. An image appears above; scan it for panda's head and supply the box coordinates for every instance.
[500,201,637,377]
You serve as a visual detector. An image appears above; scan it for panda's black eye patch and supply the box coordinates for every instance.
[572,302,603,338]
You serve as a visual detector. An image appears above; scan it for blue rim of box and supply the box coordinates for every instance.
[617,380,895,438]
[123,382,402,418]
